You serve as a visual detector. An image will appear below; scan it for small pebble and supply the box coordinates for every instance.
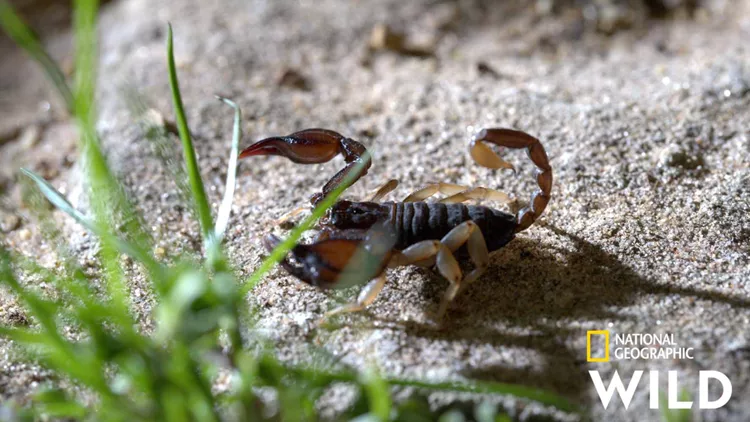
[369,23,406,51]
[18,228,31,241]
[657,144,704,170]
[5,309,29,326]
[18,125,41,149]
[368,23,433,57]
[278,220,296,230]
[277,68,310,91]
[476,61,502,79]
[1,215,21,232]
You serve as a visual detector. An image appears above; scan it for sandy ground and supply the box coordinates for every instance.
[1,0,749,420]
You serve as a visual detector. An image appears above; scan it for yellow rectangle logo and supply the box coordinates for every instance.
[587,330,610,362]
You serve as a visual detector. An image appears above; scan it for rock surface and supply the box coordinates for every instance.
[1,0,749,420]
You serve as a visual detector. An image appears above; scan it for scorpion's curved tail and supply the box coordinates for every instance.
[470,128,552,233]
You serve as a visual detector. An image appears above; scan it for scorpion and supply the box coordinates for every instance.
[240,128,552,321]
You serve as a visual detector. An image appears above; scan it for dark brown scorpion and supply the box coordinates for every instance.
[240,128,552,321]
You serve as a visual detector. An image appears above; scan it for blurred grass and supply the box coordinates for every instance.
[0,0,75,111]
[0,1,579,420]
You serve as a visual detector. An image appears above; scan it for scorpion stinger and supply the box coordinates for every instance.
[470,128,553,232]
[240,128,372,205]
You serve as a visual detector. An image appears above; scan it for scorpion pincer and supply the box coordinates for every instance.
[240,128,552,322]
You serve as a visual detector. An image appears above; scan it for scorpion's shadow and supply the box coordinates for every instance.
[392,223,750,404]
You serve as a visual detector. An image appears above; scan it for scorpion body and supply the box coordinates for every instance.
[241,127,552,322]
[327,201,517,253]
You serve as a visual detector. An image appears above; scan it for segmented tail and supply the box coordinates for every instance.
[470,128,552,232]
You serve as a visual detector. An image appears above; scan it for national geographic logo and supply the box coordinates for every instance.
[586,330,695,362]
[586,330,732,410]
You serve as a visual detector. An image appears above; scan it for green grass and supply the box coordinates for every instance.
[167,23,213,242]
[0,2,578,421]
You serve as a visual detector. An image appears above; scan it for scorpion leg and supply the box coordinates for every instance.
[388,240,461,292]
[324,273,388,319]
[414,256,437,268]
[403,182,468,202]
[470,128,553,232]
[388,240,446,267]
[275,206,308,226]
[240,128,372,205]
[387,221,489,320]
[438,186,513,205]
[436,221,490,318]
[364,179,399,202]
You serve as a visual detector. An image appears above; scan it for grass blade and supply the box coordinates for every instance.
[0,250,61,338]
[70,0,156,256]
[284,364,578,413]
[360,367,392,421]
[73,0,98,124]
[0,1,75,111]
[33,389,88,419]
[72,0,159,308]
[11,244,139,338]
[0,251,111,392]
[21,168,85,225]
[387,378,578,413]
[214,96,242,239]
[167,24,213,241]
[20,168,163,277]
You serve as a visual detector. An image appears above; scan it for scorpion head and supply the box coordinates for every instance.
[326,200,387,230]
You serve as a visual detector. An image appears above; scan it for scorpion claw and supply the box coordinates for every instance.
[241,128,372,205]
[264,234,368,289]
[239,132,341,164]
